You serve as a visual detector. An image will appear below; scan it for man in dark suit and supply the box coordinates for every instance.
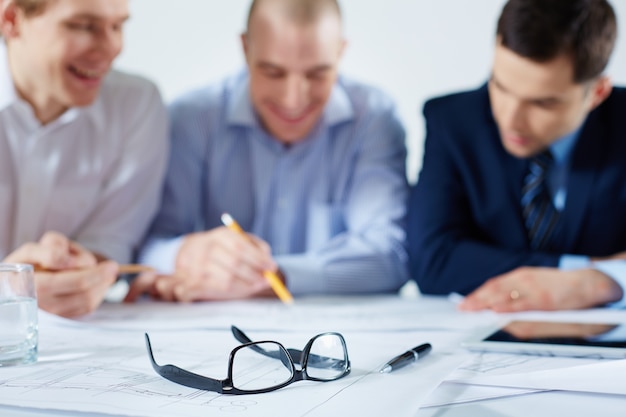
[408,0,626,311]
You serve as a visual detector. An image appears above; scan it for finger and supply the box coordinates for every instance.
[67,241,98,269]
[37,232,96,269]
[458,289,493,311]
[37,262,118,317]
[248,234,273,256]
[154,275,186,302]
[173,274,267,302]
[221,230,276,272]
[124,271,158,302]
[207,244,267,284]
[39,231,70,250]
[5,241,76,271]
[491,297,534,313]
[458,280,511,311]
[38,232,76,268]
[36,261,118,297]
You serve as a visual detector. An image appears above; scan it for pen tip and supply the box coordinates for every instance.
[221,213,233,226]
[379,366,391,374]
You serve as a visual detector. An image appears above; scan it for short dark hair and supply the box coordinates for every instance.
[245,0,342,32]
[497,0,617,83]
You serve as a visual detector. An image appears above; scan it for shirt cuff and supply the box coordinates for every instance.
[591,260,626,308]
[137,236,184,275]
[558,254,591,270]
[275,254,325,295]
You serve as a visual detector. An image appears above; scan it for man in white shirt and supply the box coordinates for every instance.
[0,0,168,317]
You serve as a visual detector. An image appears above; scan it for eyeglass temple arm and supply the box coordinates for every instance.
[230,326,346,369]
[145,333,224,393]
[230,325,297,360]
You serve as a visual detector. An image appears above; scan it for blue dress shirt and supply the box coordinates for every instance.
[139,72,409,295]
[548,130,626,306]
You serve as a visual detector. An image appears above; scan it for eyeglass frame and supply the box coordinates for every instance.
[144,326,351,395]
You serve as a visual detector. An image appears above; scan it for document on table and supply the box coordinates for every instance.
[0,310,469,417]
[77,295,499,333]
[421,351,600,408]
[460,358,626,395]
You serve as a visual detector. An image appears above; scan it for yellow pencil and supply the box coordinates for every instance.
[221,213,294,304]
[34,264,154,275]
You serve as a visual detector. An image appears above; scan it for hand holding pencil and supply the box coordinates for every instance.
[3,231,120,318]
[138,216,288,302]
[221,213,293,304]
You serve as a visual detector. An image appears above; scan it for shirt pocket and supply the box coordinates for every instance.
[44,185,100,237]
[306,202,346,251]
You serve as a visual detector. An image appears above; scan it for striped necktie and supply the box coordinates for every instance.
[521,151,559,250]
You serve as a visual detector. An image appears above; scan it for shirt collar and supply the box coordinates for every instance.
[0,41,18,112]
[226,72,355,129]
[549,126,582,164]
[322,76,354,126]
[226,73,257,126]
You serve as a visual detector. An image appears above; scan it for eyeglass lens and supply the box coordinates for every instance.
[231,342,293,391]
[230,334,348,392]
[306,334,348,380]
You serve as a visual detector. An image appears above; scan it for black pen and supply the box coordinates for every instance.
[379,343,432,373]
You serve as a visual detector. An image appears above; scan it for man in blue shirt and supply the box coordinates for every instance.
[408,0,626,311]
[132,0,408,301]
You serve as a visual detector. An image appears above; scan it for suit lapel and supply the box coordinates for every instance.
[558,110,604,249]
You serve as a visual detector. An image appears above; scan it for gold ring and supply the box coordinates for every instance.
[509,289,520,300]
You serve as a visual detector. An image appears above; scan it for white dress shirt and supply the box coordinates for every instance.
[0,43,169,263]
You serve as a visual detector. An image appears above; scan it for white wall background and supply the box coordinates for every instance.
[117,0,626,183]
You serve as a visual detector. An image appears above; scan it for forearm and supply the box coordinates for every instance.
[410,235,560,295]
[276,243,408,295]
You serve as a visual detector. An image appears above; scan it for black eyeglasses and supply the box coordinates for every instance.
[145,325,350,395]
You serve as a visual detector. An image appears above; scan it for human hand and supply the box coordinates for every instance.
[4,231,97,271]
[458,267,623,312]
[35,262,118,317]
[3,232,118,317]
[123,270,162,303]
[149,228,277,302]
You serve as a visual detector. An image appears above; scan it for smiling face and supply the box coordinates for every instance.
[242,4,345,144]
[488,42,611,159]
[2,0,129,123]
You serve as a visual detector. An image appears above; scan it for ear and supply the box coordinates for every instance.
[588,76,613,111]
[240,32,250,63]
[338,38,347,60]
[0,0,20,39]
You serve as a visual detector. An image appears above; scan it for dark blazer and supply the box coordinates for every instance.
[408,84,626,295]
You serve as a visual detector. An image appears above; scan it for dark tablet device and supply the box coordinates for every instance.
[462,320,626,358]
